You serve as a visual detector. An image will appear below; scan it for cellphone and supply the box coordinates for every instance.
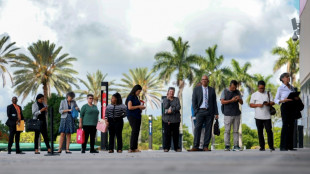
[263,101,268,104]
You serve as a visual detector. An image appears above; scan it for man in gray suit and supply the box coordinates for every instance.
[189,75,219,151]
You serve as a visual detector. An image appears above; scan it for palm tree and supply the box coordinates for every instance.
[152,36,200,135]
[272,38,299,84]
[118,67,164,113]
[11,40,79,103]
[0,36,19,87]
[194,44,232,94]
[75,70,116,105]
[229,58,254,148]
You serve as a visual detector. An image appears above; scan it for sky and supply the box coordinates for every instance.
[0,0,299,133]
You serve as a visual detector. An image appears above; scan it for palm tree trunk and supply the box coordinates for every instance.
[177,80,185,135]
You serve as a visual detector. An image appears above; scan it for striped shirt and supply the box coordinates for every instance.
[106,104,127,118]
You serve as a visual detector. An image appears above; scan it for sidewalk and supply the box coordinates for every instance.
[0,149,309,174]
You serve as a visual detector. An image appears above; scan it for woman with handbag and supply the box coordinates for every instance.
[106,92,127,153]
[32,94,51,154]
[126,84,146,153]
[80,94,99,153]
[250,80,275,151]
[58,92,79,154]
[162,87,181,152]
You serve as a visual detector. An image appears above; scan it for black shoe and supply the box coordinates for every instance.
[8,151,11,154]
[35,152,40,154]
[66,150,72,154]
[81,150,85,153]
[259,148,265,151]
[16,151,25,154]
[90,150,99,153]
[270,148,275,151]
[288,148,297,151]
[280,148,288,151]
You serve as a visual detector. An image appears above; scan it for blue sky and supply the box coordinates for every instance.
[0,0,300,133]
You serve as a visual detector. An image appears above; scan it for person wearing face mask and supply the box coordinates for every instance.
[275,73,303,151]
[58,92,80,154]
[250,80,275,151]
[6,96,25,154]
[125,84,146,153]
[162,87,181,152]
[32,94,51,154]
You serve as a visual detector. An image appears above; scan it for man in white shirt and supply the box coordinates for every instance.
[250,80,275,151]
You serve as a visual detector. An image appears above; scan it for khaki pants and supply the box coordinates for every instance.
[224,115,240,147]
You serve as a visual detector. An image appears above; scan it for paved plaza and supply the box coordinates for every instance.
[0,148,310,174]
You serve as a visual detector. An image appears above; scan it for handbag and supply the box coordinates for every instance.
[76,128,85,144]
[96,119,109,133]
[71,107,79,119]
[16,120,25,131]
[213,119,220,136]
[26,119,41,132]
[267,91,276,115]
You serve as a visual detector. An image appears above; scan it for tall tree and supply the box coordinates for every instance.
[11,40,79,103]
[118,67,164,112]
[194,44,232,94]
[0,36,19,87]
[272,38,299,85]
[152,36,200,134]
[75,70,116,105]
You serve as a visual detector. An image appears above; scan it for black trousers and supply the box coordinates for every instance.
[127,116,141,150]
[34,121,50,150]
[82,125,97,151]
[280,103,295,150]
[163,122,180,150]
[194,109,214,149]
[108,117,124,151]
[255,119,274,149]
[8,126,21,152]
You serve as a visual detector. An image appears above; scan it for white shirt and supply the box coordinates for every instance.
[200,86,209,109]
[250,91,274,120]
[274,83,295,104]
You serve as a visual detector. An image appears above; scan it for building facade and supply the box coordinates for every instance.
[299,0,310,147]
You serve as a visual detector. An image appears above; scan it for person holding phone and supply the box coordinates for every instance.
[125,85,146,153]
[32,94,51,154]
[250,80,275,151]
[220,80,243,151]
[58,92,79,153]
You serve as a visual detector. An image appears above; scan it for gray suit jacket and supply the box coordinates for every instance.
[192,86,219,116]
[59,99,79,118]
[32,102,47,119]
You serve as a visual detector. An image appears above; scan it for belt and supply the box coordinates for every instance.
[200,108,209,110]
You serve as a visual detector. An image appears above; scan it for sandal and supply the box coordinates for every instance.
[66,150,72,154]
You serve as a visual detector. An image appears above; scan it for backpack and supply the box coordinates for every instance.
[221,89,228,114]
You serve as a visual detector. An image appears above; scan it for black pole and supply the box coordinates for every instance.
[161,96,166,150]
[148,115,153,150]
[45,106,59,156]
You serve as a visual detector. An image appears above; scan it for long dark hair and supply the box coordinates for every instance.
[125,84,142,105]
[112,92,123,105]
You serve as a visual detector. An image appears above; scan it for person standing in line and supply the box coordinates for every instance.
[189,75,219,152]
[220,80,243,151]
[32,94,51,154]
[6,97,25,154]
[80,94,99,153]
[106,92,127,153]
[126,85,146,153]
[250,80,275,151]
[162,87,181,152]
[190,82,205,150]
[58,92,79,154]
[275,73,300,151]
